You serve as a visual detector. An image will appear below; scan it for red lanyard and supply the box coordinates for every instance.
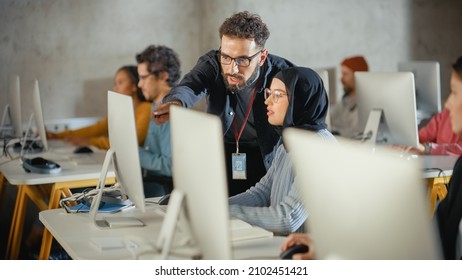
[233,82,260,153]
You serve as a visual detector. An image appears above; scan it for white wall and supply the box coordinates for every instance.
[0,0,203,120]
[1,0,461,121]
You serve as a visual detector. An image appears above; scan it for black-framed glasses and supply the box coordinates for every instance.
[218,49,263,67]
[139,73,153,81]
[264,88,288,104]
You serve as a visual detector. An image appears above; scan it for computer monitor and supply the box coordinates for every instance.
[284,128,442,259]
[314,69,331,129]
[356,72,419,147]
[31,79,49,151]
[89,91,146,225]
[2,75,22,138]
[156,106,232,259]
[398,61,441,124]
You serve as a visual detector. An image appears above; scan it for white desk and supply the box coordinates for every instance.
[421,155,458,178]
[0,144,115,260]
[39,204,285,260]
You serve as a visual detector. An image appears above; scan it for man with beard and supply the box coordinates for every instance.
[330,55,369,138]
[153,11,294,196]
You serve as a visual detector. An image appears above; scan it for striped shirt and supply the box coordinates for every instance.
[229,129,336,235]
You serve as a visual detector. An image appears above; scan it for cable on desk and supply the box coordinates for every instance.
[59,183,122,213]
[425,167,449,187]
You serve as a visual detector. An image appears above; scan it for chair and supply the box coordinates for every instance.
[142,175,173,198]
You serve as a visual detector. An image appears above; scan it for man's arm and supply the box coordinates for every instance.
[153,51,218,124]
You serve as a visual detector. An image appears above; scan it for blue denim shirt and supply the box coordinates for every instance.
[139,103,172,177]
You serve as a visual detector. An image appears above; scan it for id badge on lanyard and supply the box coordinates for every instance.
[231,82,259,180]
[232,152,247,180]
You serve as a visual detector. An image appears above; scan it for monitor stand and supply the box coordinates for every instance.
[155,189,199,259]
[89,149,144,228]
[361,109,382,145]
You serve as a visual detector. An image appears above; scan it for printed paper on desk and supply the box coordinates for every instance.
[230,218,273,242]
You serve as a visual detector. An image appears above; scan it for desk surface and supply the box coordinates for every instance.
[39,204,285,260]
[0,144,114,185]
[421,155,458,178]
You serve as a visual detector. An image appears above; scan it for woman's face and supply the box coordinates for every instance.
[264,77,289,126]
[113,70,137,97]
[445,71,462,136]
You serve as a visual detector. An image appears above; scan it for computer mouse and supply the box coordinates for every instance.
[158,194,171,205]
[74,146,93,154]
[13,140,43,153]
[22,157,62,174]
[279,244,309,260]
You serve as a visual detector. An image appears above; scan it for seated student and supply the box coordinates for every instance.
[329,55,369,138]
[436,56,462,259]
[228,67,336,235]
[390,104,462,156]
[47,65,151,149]
[135,45,181,197]
[25,66,151,259]
[400,108,462,155]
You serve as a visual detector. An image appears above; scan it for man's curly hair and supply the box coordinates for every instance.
[219,11,270,48]
[135,45,181,87]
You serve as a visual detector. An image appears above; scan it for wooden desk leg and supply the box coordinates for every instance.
[6,184,51,259]
[427,178,437,216]
[436,183,448,205]
[427,176,450,217]
[6,185,27,259]
[38,182,61,260]
[38,229,53,260]
[38,178,117,260]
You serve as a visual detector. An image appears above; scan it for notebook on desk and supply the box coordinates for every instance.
[154,207,273,242]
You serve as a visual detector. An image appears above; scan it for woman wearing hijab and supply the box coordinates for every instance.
[228,67,336,235]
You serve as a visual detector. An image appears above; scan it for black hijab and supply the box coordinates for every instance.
[272,67,328,135]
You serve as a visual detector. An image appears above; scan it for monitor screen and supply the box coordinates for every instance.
[284,128,442,259]
[8,75,22,138]
[398,61,441,124]
[32,79,49,151]
[106,91,145,212]
[164,105,232,259]
[88,91,145,227]
[356,72,419,147]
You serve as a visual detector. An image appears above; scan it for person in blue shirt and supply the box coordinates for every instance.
[135,45,181,197]
[228,67,336,235]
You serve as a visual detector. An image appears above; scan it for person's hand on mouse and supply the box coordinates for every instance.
[280,233,316,260]
[65,136,90,147]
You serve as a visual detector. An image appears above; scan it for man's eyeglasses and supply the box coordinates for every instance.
[218,50,263,67]
[139,70,164,81]
[139,73,153,81]
[264,88,288,104]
